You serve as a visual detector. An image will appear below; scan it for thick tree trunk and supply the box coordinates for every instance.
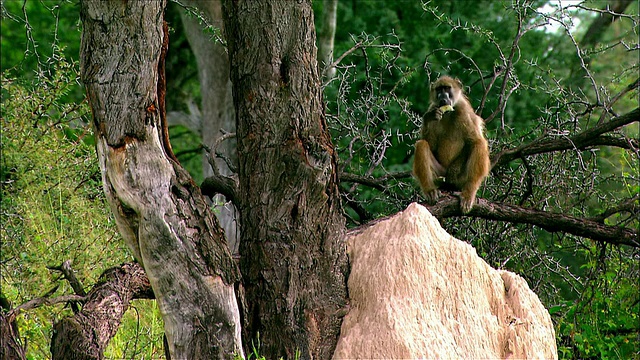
[79,1,243,358]
[179,0,240,254]
[222,1,348,358]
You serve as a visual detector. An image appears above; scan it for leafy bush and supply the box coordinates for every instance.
[1,58,164,359]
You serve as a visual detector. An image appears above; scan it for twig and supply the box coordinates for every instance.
[6,295,85,323]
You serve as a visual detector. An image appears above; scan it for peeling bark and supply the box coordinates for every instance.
[80,1,243,358]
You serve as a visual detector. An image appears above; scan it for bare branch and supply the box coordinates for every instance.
[6,295,85,324]
[339,171,412,191]
[590,194,640,223]
[201,142,239,202]
[577,0,635,49]
[598,77,640,124]
[492,108,640,168]
[47,260,86,297]
[427,196,639,248]
[323,40,364,78]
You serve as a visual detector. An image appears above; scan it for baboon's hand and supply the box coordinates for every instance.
[425,189,441,205]
[434,107,444,121]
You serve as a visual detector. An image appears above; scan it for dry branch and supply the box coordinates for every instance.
[339,171,412,191]
[427,195,639,248]
[48,260,87,297]
[491,107,639,168]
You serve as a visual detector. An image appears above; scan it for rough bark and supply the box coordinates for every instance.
[50,263,152,360]
[179,0,240,254]
[222,1,349,358]
[79,1,243,358]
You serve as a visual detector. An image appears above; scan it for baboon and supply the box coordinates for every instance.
[413,76,490,213]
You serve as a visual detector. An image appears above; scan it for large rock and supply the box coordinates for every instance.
[333,203,557,359]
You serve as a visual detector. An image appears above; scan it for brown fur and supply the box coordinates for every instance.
[413,76,490,213]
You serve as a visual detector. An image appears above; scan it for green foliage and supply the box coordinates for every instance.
[1,0,82,77]
[554,244,639,359]
[106,300,166,359]
[1,1,637,359]
[1,57,163,359]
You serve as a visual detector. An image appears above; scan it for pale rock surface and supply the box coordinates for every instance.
[333,203,557,359]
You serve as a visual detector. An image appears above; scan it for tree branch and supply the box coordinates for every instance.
[51,262,153,360]
[577,0,634,49]
[427,196,639,248]
[48,260,87,297]
[598,77,639,124]
[6,295,85,323]
[201,173,239,203]
[491,107,640,168]
[1,295,26,360]
[590,194,639,223]
[339,170,412,191]
[201,141,239,202]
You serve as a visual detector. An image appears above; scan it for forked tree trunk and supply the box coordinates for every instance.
[79,1,242,358]
[222,1,349,358]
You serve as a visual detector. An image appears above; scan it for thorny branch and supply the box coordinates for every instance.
[491,108,639,168]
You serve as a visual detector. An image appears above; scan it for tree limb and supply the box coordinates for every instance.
[568,0,634,88]
[491,107,639,168]
[339,170,412,191]
[591,194,639,223]
[598,77,639,123]
[427,196,639,248]
[577,0,634,50]
[48,260,87,297]
[7,295,85,323]
[201,173,239,203]
[1,295,26,360]
[51,262,153,360]
[201,141,239,202]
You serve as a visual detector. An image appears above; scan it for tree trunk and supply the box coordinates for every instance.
[79,1,243,358]
[222,1,348,358]
[318,0,338,81]
[0,296,26,360]
[179,0,240,255]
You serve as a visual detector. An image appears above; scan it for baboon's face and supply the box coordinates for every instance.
[430,76,463,107]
